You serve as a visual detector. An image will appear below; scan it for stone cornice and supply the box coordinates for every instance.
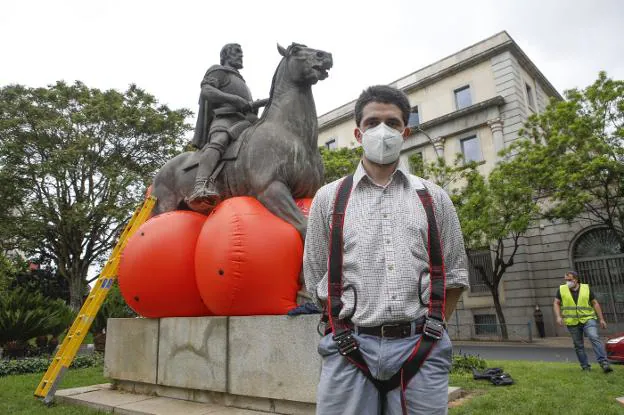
[319,31,562,132]
[410,95,505,134]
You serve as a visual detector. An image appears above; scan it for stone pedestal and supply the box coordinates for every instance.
[105,315,321,414]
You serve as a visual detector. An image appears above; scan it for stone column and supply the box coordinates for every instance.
[431,136,445,160]
[487,118,504,161]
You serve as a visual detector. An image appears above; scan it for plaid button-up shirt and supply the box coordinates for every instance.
[303,162,469,327]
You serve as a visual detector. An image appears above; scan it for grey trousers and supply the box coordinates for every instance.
[316,330,453,415]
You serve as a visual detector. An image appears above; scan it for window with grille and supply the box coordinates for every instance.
[474,314,498,335]
[467,249,493,293]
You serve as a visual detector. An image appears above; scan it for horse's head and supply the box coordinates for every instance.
[277,43,333,85]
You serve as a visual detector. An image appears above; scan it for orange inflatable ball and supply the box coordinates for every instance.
[195,197,302,316]
[118,211,211,318]
[295,198,313,218]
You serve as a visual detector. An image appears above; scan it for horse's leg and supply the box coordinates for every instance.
[257,180,310,304]
[256,180,307,241]
[151,159,185,216]
[151,180,179,217]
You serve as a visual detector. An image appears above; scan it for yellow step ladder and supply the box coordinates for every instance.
[34,196,156,404]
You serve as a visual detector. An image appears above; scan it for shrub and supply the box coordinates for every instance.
[0,353,103,377]
[0,288,74,357]
[452,351,487,373]
[90,283,136,335]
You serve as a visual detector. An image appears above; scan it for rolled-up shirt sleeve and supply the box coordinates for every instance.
[435,187,470,290]
[303,186,330,308]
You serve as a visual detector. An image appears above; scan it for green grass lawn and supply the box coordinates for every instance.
[449,360,623,415]
[0,361,621,414]
[0,366,107,415]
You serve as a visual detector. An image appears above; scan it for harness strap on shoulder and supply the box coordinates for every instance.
[327,174,354,332]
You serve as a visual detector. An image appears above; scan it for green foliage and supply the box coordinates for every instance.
[0,81,192,309]
[408,152,424,177]
[503,71,624,249]
[319,146,362,183]
[90,283,136,334]
[10,265,70,303]
[454,165,540,252]
[419,154,475,189]
[0,353,103,377]
[451,352,487,374]
[0,254,20,298]
[0,288,74,350]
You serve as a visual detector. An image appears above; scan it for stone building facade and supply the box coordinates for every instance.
[317,31,624,338]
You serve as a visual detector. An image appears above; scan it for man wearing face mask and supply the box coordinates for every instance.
[553,271,612,373]
[304,85,469,414]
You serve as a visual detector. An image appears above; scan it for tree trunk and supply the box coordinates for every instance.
[490,284,509,340]
[68,274,86,311]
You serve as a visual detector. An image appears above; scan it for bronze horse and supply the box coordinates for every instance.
[151,43,332,239]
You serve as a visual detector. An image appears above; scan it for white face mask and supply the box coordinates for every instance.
[566,280,576,289]
[360,123,405,165]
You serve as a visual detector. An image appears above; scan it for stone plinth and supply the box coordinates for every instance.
[228,315,321,403]
[105,315,322,414]
[157,317,228,392]
[104,318,159,383]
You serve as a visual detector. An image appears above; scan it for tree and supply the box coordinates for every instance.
[319,146,362,184]
[416,153,539,340]
[10,263,71,303]
[0,81,192,310]
[409,153,469,189]
[452,164,540,340]
[0,253,19,298]
[505,71,624,249]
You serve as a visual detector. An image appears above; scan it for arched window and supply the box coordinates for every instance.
[573,227,622,259]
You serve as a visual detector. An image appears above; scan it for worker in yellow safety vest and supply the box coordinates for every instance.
[553,271,612,373]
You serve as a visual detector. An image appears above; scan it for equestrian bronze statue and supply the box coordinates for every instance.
[151,43,333,240]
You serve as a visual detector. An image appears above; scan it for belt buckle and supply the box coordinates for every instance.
[423,317,444,340]
[381,324,401,338]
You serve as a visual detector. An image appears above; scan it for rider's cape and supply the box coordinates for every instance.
[191,65,250,150]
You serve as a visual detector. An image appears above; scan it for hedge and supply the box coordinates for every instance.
[0,353,103,377]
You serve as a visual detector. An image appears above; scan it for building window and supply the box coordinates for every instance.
[408,151,424,176]
[467,249,493,293]
[526,83,535,109]
[325,138,337,150]
[408,106,419,127]
[474,314,498,335]
[454,85,472,110]
[460,135,482,162]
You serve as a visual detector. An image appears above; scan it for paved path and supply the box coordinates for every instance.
[56,383,463,414]
[452,335,610,363]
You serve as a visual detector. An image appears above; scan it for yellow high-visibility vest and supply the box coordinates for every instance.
[559,283,596,326]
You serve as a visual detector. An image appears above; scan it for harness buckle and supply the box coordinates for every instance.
[333,329,359,356]
[423,317,445,340]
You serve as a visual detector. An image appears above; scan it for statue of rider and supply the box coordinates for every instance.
[186,43,266,212]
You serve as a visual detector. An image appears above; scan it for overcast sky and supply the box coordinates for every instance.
[2,0,623,122]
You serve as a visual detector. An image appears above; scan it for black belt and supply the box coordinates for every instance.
[324,317,429,339]
[356,317,427,339]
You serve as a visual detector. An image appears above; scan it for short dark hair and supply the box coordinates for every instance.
[566,271,579,281]
[354,85,411,128]
[220,43,241,65]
